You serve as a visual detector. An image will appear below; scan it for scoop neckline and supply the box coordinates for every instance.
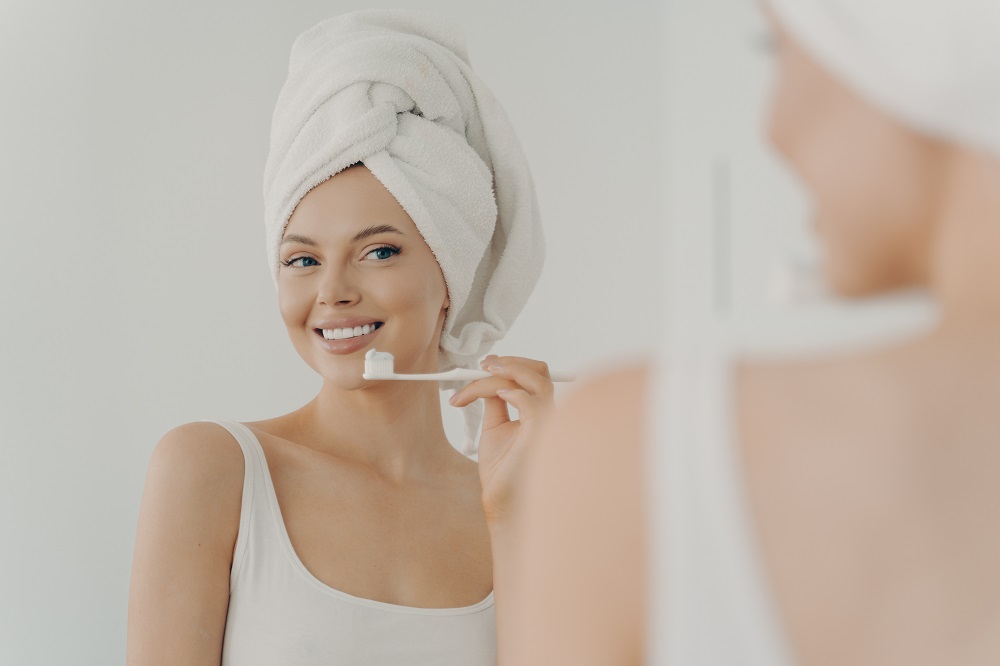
[228,419,495,616]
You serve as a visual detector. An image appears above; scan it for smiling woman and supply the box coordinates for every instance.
[126,10,548,666]
[277,165,451,390]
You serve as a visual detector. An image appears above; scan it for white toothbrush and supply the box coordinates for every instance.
[363,349,576,382]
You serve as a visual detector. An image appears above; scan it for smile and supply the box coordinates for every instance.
[316,322,384,340]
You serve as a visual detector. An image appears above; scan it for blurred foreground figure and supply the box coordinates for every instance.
[507,1,1000,664]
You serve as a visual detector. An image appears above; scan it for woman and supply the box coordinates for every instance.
[509,1,1000,664]
[127,10,552,664]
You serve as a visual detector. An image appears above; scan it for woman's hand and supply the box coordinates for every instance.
[449,355,556,527]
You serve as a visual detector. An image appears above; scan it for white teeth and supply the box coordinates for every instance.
[320,323,379,341]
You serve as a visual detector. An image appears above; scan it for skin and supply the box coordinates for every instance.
[508,12,1000,666]
[127,164,554,664]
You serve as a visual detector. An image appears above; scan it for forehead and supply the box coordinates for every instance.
[284,165,418,239]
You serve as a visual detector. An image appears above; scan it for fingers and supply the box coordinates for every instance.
[483,355,550,378]
[494,388,541,420]
[480,357,554,397]
[449,357,555,408]
[450,376,523,408]
[481,394,512,431]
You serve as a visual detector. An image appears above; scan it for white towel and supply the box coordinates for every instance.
[263,10,544,455]
[766,0,1000,159]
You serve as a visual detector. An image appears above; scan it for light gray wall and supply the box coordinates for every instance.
[659,0,935,354]
[0,0,664,663]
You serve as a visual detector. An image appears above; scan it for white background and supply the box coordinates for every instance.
[0,0,664,662]
[0,0,937,663]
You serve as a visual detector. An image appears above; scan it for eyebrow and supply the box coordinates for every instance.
[280,224,404,247]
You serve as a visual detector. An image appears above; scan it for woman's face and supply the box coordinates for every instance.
[764,14,945,297]
[278,165,449,390]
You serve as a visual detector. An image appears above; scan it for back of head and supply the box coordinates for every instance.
[766,0,1000,160]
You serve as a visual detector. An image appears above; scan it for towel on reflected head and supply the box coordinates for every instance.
[766,0,1000,159]
[263,9,544,455]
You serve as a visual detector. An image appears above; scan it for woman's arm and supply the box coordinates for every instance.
[505,365,649,665]
[127,422,245,665]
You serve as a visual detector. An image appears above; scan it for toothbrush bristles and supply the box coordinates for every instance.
[364,349,396,378]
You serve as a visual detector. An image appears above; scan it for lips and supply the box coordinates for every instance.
[315,321,384,341]
[313,322,383,355]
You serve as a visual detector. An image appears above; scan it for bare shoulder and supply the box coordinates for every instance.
[152,420,247,466]
[532,361,649,502]
[537,361,649,468]
[127,421,246,663]
[137,419,247,566]
[525,360,649,527]
[510,361,648,666]
[147,421,246,492]
[137,421,248,561]
[557,361,649,427]
[537,357,649,526]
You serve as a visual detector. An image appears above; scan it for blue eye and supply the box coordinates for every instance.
[365,245,401,261]
[281,256,319,268]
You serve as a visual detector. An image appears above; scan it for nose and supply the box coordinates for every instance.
[317,263,362,306]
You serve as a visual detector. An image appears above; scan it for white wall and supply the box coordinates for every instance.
[0,0,664,663]
[659,0,935,355]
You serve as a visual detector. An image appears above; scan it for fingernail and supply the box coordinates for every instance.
[496,388,511,396]
[449,394,459,405]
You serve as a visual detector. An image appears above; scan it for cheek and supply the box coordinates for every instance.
[370,262,447,322]
[814,131,937,295]
[277,277,312,329]
[817,114,934,237]
[767,64,935,294]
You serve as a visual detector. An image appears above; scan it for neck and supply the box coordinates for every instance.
[294,379,460,483]
[927,147,1000,339]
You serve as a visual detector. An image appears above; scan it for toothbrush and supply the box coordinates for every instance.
[363,349,576,382]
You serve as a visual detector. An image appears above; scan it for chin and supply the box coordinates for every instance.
[319,366,370,391]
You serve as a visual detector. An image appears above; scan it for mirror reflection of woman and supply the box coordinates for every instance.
[127,10,549,665]
[509,1,1000,664]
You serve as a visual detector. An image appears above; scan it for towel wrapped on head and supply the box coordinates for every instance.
[766,0,1000,159]
[263,9,544,455]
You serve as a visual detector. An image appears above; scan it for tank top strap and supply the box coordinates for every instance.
[198,418,280,588]
[646,331,793,665]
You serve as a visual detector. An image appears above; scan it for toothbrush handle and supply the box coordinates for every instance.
[390,369,577,382]
[447,369,577,382]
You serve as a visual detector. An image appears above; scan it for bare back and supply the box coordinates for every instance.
[506,336,1000,665]
[736,335,1000,665]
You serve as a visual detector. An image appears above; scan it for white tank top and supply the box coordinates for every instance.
[203,419,497,665]
[646,332,795,665]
